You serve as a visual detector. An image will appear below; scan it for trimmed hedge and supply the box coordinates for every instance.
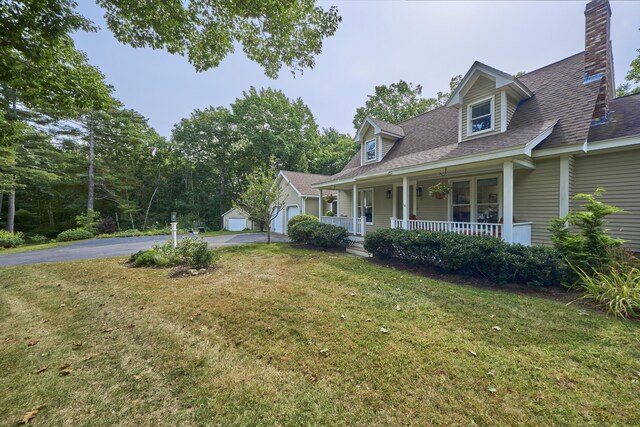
[287,214,318,231]
[56,228,94,242]
[289,221,349,249]
[364,228,566,286]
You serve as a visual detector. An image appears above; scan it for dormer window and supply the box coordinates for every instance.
[365,139,376,162]
[468,96,494,135]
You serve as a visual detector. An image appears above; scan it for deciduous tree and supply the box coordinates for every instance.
[235,162,287,244]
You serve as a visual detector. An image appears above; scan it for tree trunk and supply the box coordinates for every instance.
[129,213,135,229]
[48,200,54,225]
[143,187,158,230]
[115,211,120,230]
[7,189,15,233]
[0,191,3,226]
[87,112,95,225]
[219,168,225,230]
[267,225,271,244]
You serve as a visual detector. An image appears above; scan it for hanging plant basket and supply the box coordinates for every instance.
[428,182,451,200]
[324,194,337,204]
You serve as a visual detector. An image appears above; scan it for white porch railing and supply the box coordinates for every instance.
[321,216,366,236]
[390,217,532,246]
[512,222,532,246]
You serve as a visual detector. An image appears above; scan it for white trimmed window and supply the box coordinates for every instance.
[450,176,500,223]
[365,139,376,162]
[468,97,494,135]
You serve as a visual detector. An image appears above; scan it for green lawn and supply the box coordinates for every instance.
[1,244,638,425]
[0,240,77,255]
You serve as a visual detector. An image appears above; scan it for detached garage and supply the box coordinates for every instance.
[221,207,253,231]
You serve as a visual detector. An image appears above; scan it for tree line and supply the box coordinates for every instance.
[6,2,636,238]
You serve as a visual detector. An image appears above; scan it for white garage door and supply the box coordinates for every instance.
[228,218,246,231]
[285,205,300,234]
[272,209,283,234]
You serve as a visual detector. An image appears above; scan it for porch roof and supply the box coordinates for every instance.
[314,52,602,188]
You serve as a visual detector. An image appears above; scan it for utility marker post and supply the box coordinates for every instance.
[171,212,178,248]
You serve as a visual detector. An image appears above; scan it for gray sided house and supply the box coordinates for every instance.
[272,171,337,235]
[314,0,640,251]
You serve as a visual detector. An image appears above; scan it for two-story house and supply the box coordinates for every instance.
[313,0,640,252]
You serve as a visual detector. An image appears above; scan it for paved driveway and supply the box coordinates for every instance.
[0,233,289,267]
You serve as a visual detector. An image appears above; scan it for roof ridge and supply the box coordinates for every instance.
[518,51,584,79]
[280,170,329,177]
[396,103,448,126]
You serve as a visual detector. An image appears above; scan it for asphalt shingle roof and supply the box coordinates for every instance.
[588,92,640,143]
[280,171,337,197]
[369,117,405,137]
[317,52,605,185]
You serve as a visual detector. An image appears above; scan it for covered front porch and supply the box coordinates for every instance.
[315,158,548,247]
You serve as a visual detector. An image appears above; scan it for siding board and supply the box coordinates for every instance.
[416,179,448,221]
[461,76,501,141]
[573,149,640,251]
[513,158,560,246]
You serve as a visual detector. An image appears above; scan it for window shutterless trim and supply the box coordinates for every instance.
[467,95,495,137]
[364,138,377,163]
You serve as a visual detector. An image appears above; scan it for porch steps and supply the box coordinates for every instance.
[346,239,372,258]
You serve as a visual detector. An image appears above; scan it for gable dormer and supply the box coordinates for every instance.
[447,62,532,143]
[354,116,404,165]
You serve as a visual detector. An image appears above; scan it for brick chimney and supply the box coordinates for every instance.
[584,0,614,123]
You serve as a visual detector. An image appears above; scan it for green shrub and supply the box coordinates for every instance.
[75,209,101,233]
[571,260,640,319]
[0,230,25,248]
[27,234,48,244]
[133,249,170,267]
[287,214,318,231]
[324,210,335,217]
[131,237,216,269]
[289,221,349,248]
[550,188,624,275]
[364,228,566,286]
[56,228,94,242]
[171,237,216,268]
[97,228,188,239]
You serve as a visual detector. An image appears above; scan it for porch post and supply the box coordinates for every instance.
[402,176,409,230]
[352,183,357,234]
[392,184,397,219]
[559,155,570,218]
[412,181,417,216]
[503,160,514,243]
[318,188,323,219]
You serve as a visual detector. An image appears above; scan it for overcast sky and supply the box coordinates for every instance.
[72,1,640,138]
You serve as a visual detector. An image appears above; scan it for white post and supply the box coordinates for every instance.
[559,155,570,218]
[402,176,409,230]
[318,189,323,219]
[502,160,513,243]
[171,221,178,248]
[352,183,358,235]
[412,181,417,216]
[392,184,397,219]
[391,217,396,228]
